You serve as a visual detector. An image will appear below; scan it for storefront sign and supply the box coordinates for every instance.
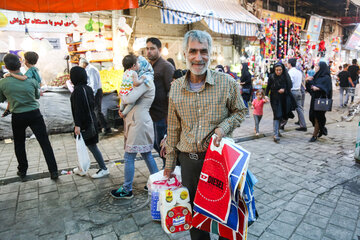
[307,16,323,42]
[344,24,360,50]
[0,10,78,33]
[262,10,306,29]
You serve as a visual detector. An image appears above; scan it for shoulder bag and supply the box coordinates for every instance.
[314,94,332,112]
[80,87,97,140]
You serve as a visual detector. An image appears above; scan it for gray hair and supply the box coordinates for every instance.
[79,58,89,66]
[182,30,212,55]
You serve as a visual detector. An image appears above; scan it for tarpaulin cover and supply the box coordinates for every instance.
[0,0,138,13]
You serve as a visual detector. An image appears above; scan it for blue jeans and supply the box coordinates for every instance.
[339,87,349,106]
[253,115,262,133]
[123,152,159,191]
[87,144,107,170]
[153,118,167,166]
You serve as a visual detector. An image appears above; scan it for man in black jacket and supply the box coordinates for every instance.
[146,38,175,168]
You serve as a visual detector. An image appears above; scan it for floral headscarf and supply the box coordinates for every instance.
[137,55,154,85]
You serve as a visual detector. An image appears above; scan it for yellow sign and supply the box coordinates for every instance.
[262,10,306,29]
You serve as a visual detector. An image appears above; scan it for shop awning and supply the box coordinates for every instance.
[160,0,262,36]
[0,0,138,13]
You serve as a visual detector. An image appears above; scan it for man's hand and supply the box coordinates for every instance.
[214,127,225,147]
[163,168,175,179]
[278,88,285,94]
[3,73,10,78]
[74,126,81,136]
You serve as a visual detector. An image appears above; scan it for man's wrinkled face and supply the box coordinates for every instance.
[146,42,160,61]
[185,40,210,76]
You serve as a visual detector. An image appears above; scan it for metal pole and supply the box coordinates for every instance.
[267,0,269,10]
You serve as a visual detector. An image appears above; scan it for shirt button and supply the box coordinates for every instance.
[199,125,202,128]
[199,109,201,112]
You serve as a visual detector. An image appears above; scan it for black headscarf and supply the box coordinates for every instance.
[313,61,332,98]
[241,63,250,79]
[70,66,87,86]
[273,62,293,91]
[215,65,225,73]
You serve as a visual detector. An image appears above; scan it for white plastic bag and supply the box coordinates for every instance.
[76,135,90,173]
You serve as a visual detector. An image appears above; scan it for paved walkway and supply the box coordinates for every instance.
[0,89,352,182]
[1,89,360,240]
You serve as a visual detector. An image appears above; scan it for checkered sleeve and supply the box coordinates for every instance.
[218,81,247,135]
[165,88,181,171]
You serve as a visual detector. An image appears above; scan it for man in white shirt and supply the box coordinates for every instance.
[288,58,307,131]
[79,58,111,135]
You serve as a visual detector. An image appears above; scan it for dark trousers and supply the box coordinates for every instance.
[94,88,109,131]
[11,109,58,174]
[178,152,228,240]
[153,118,167,168]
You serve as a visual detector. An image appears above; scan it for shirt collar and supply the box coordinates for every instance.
[181,69,215,90]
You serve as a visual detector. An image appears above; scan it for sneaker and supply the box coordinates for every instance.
[73,167,86,176]
[50,171,59,180]
[294,121,300,125]
[309,136,317,142]
[110,187,133,199]
[144,185,148,191]
[91,169,109,179]
[295,127,307,132]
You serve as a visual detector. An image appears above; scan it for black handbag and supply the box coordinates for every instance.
[80,87,97,140]
[314,98,332,111]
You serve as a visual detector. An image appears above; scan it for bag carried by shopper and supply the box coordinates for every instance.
[81,87,97,140]
[314,97,332,111]
[75,135,91,173]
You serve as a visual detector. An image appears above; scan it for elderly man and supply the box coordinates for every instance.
[79,58,111,135]
[164,30,247,240]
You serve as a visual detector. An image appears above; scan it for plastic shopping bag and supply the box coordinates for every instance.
[147,166,182,221]
[75,135,90,173]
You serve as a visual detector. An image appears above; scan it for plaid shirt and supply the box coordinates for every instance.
[165,70,247,170]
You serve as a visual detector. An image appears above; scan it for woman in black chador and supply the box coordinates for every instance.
[306,61,332,142]
[266,62,296,143]
[240,63,253,116]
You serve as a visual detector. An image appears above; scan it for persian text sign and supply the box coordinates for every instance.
[0,10,78,33]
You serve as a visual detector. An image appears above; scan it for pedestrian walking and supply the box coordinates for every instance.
[163,30,247,240]
[265,62,296,143]
[240,63,252,117]
[306,61,333,142]
[0,53,58,180]
[338,64,354,107]
[110,57,159,199]
[69,66,109,179]
[146,38,175,168]
[79,58,112,135]
[251,89,268,136]
[348,59,360,103]
[288,58,307,131]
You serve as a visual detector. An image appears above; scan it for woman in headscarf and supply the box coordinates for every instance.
[111,56,159,199]
[306,61,332,142]
[70,66,109,178]
[265,62,295,143]
[215,65,225,73]
[240,63,253,116]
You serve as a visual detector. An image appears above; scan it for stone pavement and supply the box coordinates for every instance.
[0,119,360,239]
[0,88,351,182]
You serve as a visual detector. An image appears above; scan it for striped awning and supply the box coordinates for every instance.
[160,0,262,36]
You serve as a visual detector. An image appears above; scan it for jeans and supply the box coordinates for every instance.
[153,118,167,167]
[351,83,357,102]
[292,90,307,128]
[87,144,107,170]
[178,152,227,240]
[253,115,262,133]
[273,119,280,138]
[123,152,159,191]
[339,87,349,106]
[11,109,58,174]
[94,88,110,131]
